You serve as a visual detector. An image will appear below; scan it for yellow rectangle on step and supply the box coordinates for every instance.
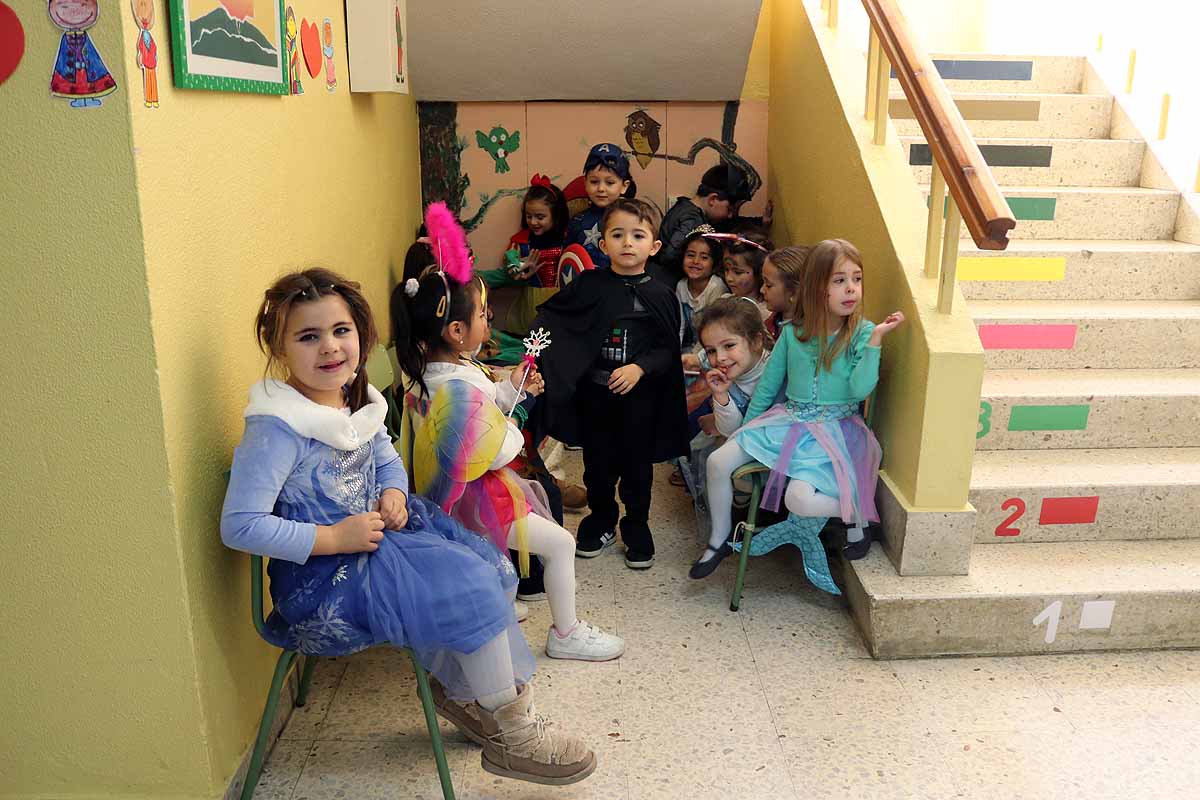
[958,256,1066,282]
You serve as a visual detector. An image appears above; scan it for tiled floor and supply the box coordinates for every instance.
[256,460,1200,799]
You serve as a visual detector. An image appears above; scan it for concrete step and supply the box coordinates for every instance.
[905,136,1144,187]
[957,239,1200,301]
[846,540,1200,657]
[969,300,1200,369]
[970,447,1200,544]
[926,186,1180,240]
[891,54,1085,94]
[975,369,1200,450]
[891,92,1112,139]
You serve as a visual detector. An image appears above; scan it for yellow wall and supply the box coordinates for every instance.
[741,0,771,102]
[1,1,422,796]
[0,7,214,798]
[766,0,984,508]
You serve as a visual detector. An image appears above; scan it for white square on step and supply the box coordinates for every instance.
[1079,600,1116,630]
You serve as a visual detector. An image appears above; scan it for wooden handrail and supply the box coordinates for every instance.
[862,0,1015,250]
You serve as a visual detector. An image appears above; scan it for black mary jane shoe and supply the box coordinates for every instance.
[688,543,733,579]
[842,526,874,561]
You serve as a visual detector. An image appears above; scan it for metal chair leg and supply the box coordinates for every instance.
[241,650,297,800]
[295,655,318,707]
[730,475,763,612]
[409,650,456,800]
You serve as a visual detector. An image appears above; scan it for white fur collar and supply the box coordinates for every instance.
[244,378,387,451]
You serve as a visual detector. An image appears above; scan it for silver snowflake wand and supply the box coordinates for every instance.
[507,328,552,418]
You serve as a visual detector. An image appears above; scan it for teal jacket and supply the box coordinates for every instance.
[744,320,880,422]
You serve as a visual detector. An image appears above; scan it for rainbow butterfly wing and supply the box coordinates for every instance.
[412,380,508,506]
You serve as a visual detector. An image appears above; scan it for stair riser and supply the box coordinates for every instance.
[959,249,1200,301]
[906,139,1143,187]
[892,95,1112,139]
[974,393,1200,450]
[969,484,1200,544]
[892,55,1084,94]
[977,318,1199,369]
[930,190,1178,240]
[849,583,1200,658]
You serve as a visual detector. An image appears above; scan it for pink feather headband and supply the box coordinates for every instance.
[702,232,769,253]
[424,202,472,284]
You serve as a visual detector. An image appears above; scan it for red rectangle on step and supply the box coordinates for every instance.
[977,324,1077,350]
[1039,496,1099,525]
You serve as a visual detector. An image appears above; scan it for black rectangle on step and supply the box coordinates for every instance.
[909,143,1052,167]
[891,59,1034,81]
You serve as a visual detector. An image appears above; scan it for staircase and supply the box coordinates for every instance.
[849,55,1200,657]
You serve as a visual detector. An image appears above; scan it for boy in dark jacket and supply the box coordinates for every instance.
[533,199,689,569]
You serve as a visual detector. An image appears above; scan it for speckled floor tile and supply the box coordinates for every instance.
[280,657,348,740]
[1015,651,1200,730]
[317,650,440,741]
[760,657,918,735]
[941,724,1200,800]
[251,738,314,800]
[891,657,1070,734]
[291,738,473,800]
[780,723,965,800]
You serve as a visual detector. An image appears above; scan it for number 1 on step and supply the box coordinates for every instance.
[1033,600,1063,644]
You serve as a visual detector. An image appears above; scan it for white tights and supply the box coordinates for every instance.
[701,439,850,560]
[507,513,578,634]
[454,631,519,711]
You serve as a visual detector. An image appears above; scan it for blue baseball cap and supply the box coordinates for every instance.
[583,143,632,180]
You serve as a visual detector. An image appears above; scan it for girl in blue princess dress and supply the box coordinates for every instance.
[220,269,595,786]
[689,239,905,577]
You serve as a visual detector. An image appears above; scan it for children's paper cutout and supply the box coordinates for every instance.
[0,2,24,87]
[284,6,302,94]
[300,18,321,79]
[624,108,661,169]
[475,126,520,174]
[394,1,404,85]
[130,0,157,108]
[321,17,336,91]
[47,0,116,107]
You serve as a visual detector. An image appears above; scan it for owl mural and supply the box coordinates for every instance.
[475,126,521,174]
[624,109,662,170]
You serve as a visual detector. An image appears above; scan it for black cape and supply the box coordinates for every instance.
[531,269,689,463]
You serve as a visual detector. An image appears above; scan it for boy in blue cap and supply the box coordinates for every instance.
[566,144,637,270]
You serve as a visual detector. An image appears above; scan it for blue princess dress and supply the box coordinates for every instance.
[221,379,534,699]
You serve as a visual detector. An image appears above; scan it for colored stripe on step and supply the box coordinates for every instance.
[931,196,1055,220]
[892,60,1034,81]
[910,143,1052,168]
[1008,404,1090,431]
[890,98,1041,121]
[1039,496,1100,525]
[959,256,1066,282]
[978,324,1077,349]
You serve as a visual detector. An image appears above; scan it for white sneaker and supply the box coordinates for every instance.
[545,619,625,662]
[514,600,529,622]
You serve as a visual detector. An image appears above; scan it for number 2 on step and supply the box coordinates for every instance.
[995,498,1025,537]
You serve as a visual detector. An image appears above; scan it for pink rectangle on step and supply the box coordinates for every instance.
[977,324,1077,350]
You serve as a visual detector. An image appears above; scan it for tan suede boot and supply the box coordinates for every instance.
[477,684,596,785]
[430,679,486,746]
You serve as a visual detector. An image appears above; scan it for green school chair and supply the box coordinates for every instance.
[728,463,771,612]
[240,554,455,800]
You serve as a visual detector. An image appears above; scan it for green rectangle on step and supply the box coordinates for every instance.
[931,196,1056,220]
[1008,404,1090,431]
[911,144,1052,168]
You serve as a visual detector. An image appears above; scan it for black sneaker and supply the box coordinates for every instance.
[516,573,547,601]
[624,550,655,569]
[576,529,616,558]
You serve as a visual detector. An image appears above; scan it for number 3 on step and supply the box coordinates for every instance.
[977,401,993,439]
[995,497,1025,537]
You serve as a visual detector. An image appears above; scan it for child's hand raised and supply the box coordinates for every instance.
[515,250,541,280]
[514,364,545,396]
[608,364,644,395]
[376,488,409,530]
[869,311,906,346]
[703,368,732,403]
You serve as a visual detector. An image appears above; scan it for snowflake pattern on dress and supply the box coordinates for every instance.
[289,596,366,655]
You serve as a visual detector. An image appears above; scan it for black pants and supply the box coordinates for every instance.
[578,380,655,555]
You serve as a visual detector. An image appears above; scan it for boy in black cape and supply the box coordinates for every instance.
[532,198,689,569]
